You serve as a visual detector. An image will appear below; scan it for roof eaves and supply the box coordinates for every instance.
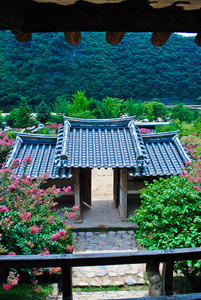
[5,136,22,168]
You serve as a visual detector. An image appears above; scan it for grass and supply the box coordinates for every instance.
[0,283,53,300]
[73,284,148,293]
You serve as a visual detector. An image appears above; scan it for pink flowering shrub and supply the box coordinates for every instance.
[182,131,201,193]
[37,123,62,135]
[0,132,15,164]
[140,128,151,134]
[0,157,77,291]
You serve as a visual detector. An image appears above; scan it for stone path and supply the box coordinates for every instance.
[57,230,149,299]
[55,230,148,299]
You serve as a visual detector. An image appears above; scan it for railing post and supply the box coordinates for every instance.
[61,266,73,300]
[161,261,174,296]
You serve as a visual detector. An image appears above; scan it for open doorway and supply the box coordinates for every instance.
[80,168,123,227]
[92,168,113,201]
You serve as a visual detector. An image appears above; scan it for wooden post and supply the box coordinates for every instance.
[64,32,81,46]
[113,168,118,207]
[119,168,127,220]
[61,266,73,300]
[106,32,126,45]
[161,261,174,295]
[151,32,172,47]
[74,168,82,221]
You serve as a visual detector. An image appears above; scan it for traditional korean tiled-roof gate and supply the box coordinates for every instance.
[6,117,190,220]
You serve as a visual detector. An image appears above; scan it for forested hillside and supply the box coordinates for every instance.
[0,31,201,109]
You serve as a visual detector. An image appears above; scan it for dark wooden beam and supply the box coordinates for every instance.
[1,0,201,33]
[151,32,172,46]
[106,32,126,45]
[0,247,201,269]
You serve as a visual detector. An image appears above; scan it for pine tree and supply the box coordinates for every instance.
[14,97,35,128]
[36,101,51,123]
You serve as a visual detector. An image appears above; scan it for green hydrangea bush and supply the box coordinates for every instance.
[130,175,201,291]
[0,156,77,293]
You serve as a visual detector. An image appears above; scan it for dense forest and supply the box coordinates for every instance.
[0,31,201,110]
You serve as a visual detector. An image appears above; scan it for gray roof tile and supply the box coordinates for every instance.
[6,119,190,179]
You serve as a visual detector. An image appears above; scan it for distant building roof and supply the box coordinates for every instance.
[6,117,190,179]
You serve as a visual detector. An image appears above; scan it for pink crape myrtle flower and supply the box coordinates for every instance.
[29,226,40,234]
[38,248,50,255]
[59,229,66,236]
[22,154,32,165]
[49,267,61,275]
[62,186,71,194]
[3,272,20,291]
[66,244,74,253]
[10,158,20,169]
[7,252,16,256]
[0,206,8,212]
[51,232,60,241]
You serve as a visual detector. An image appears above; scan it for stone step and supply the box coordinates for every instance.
[72,264,145,287]
[56,290,149,299]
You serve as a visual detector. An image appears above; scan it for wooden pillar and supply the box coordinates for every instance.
[119,168,127,220]
[151,32,172,46]
[113,168,118,208]
[106,32,126,45]
[195,33,201,47]
[74,168,82,222]
[64,32,81,46]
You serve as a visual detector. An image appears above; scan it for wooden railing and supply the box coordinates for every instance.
[0,247,201,300]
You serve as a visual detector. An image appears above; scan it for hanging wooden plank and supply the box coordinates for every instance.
[14,32,32,43]
[151,32,172,47]
[195,33,201,47]
[106,32,126,46]
[64,32,81,46]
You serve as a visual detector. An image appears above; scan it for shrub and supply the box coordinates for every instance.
[37,123,62,135]
[130,175,201,291]
[0,156,77,292]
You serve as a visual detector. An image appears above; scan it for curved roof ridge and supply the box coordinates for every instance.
[141,130,179,139]
[64,116,135,127]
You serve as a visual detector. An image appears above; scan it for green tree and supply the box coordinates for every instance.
[14,97,35,128]
[88,99,107,119]
[144,101,169,121]
[52,96,69,123]
[102,96,123,119]
[68,91,95,119]
[0,110,3,125]
[124,98,145,120]
[144,101,154,121]
[170,103,193,123]
[4,109,20,128]
[130,176,201,291]
[36,101,51,124]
